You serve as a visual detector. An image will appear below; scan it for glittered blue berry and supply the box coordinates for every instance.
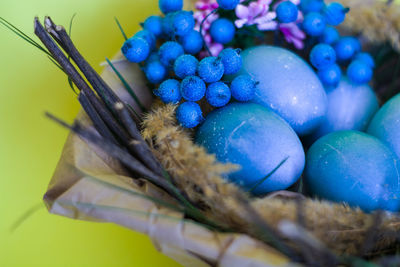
[158,41,184,67]
[300,0,324,14]
[318,64,342,87]
[354,52,375,69]
[180,76,206,101]
[145,60,167,84]
[334,37,361,62]
[310,43,336,69]
[134,30,156,50]
[217,0,240,10]
[143,16,163,38]
[322,2,349,26]
[159,0,183,14]
[174,54,199,79]
[319,26,339,44]
[230,74,257,102]
[276,1,299,23]
[176,102,204,128]
[302,12,326,36]
[198,57,225,83]
[154,79,182,104]
[210,18,236,45]
[173,11,195,37]
[218,48,242,75]
[121,37,150,63]
[206,82,231,107]
[179,30,204,55]
[347,60,373,85]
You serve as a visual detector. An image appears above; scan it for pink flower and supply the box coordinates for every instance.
[235,0,278,31]
[193,9,219,36]
[279,22,306,49]
[195,0,219,11]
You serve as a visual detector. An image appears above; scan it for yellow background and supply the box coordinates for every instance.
[0,0,180,266]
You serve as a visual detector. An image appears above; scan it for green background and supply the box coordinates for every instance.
[0,0,180,266]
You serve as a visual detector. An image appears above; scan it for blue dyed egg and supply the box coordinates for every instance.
[367,94,400,159]
[195,103,305,195]
[309,77,379,142]
[305,131,400,212]
[238,46,327,136]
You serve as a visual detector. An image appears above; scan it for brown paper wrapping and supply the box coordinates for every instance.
[44,54,297,267]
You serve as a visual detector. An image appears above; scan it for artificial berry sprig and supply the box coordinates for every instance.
[119,0,376,129]
[300,0,375,87]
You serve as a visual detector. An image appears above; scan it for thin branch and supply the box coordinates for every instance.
[45,112,180,198]
[78,91,119,145]
[114,102,164,176]
[44,17,121,109]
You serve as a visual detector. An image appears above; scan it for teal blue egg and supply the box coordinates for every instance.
[238,45,327,136]
[309,77,379,142]
[367,94,400,159]
[195,103,305,195]
[305,131,400,212]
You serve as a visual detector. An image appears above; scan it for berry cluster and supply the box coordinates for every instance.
[156,49,257,128]
[300,0,374,87]
[121,0,257,128]
[120,0,376,129]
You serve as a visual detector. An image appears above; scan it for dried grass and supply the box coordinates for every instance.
[332,0,400,52]
[142,102,400,257]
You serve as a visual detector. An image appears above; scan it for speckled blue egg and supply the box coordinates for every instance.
[309,77,379,142]
[195,103,305,195]
[367,94,400,159]
[304,131,400,212]
[238,45,327,136]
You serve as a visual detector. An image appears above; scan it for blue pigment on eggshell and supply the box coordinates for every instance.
[367,94,400,159]
[238,45,328,136]
[195,102,305,195]
[305,130,400,212]
[308,77,378,142]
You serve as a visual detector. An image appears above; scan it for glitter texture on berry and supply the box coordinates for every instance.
[122,37,150,63]
[206,82,231,107]
[154,79,182,104]
[180,76,206,101]
[174,54,199,79]
[158,41,184,67]
[230,74,257,102]
[218,48,242,75]
[198,57,225,83]
[176,102,204,128]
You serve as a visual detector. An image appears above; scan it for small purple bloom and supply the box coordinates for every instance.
[279,22,306,49]
[235,0,278,31]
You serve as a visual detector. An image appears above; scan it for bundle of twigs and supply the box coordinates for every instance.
[2,15,400,266]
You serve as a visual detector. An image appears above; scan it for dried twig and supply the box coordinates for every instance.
[78,91,118,145]
[114,102,164,176]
